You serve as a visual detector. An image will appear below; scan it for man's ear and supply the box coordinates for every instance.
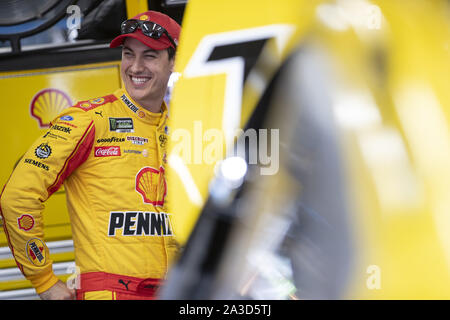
[169,56,175,72]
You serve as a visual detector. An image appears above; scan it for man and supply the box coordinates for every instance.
[0,10,181,300]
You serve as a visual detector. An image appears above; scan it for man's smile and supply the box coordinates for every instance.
[129,75,152,86]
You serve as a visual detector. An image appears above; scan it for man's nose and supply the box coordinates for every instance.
[130,56,145,73]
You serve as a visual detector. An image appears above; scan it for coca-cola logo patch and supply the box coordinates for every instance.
[95,146,121,157]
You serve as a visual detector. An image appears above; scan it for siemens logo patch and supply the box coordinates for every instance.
[108,212,173,237]
[24,158,49,171]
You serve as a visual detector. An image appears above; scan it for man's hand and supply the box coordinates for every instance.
[39,280,76,300]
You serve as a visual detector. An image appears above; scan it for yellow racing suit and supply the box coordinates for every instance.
[0,88,177,299]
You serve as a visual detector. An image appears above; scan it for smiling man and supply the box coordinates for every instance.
[111,12,178,113]
[0,11,181,300]
[119,39,174,112]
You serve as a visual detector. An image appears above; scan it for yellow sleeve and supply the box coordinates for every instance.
[0,106,95,294]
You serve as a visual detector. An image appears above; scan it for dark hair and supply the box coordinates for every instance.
[167,46,176,60]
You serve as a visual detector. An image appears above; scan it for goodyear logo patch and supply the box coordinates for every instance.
[26,238,47,266]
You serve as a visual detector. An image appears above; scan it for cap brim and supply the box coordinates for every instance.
[110,32,172,50]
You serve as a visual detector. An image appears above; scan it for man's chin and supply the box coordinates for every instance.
[125,86,147,102]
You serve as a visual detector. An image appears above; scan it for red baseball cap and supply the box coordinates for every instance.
[110,11,180,50]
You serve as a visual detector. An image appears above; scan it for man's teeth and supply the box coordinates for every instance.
[131,76,150,84]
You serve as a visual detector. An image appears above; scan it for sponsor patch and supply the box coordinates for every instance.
[80,102,91,109]
[109,117,134,133]
[51,124,72,134]
[24,158,49,171]
[43,131,68,141]
[60,115,73,121]
[95,146,121,157]
[135,166,166,206]
[58,121,77,128]
[126,136,148,145]
[18,214,35,231]
[96,137,125,143]
[124,149,142,154]
[108,212,173,237]
[120,94,139,114]
[159,134,167,148]
[35,143,52,159]
[26,238,47,266]
[90,97,105,105]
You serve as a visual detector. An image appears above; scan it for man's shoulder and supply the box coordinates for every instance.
[73,94,118,111]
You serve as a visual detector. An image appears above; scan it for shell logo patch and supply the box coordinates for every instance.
[18,214,35,231]
[30,88,72,128]
[35,143,52,159]
[139,14,149,21]
[26,238,47,266]
[135,166,167,206]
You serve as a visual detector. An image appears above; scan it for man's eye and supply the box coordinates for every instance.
[145,55,156,59]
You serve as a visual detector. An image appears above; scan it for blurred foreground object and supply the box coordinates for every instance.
[163,0,450,299]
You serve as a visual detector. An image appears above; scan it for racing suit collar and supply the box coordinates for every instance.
[115,88,168,128]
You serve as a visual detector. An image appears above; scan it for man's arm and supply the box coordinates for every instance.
[0,107,95,296]
[39,280,76,300]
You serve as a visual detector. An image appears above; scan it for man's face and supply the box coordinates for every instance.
[120,37,174,109]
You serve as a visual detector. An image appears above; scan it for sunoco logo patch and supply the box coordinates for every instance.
[35,143,52,159]
[109,117,134,133]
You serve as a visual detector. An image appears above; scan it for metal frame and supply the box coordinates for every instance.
[0,0,78,53]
